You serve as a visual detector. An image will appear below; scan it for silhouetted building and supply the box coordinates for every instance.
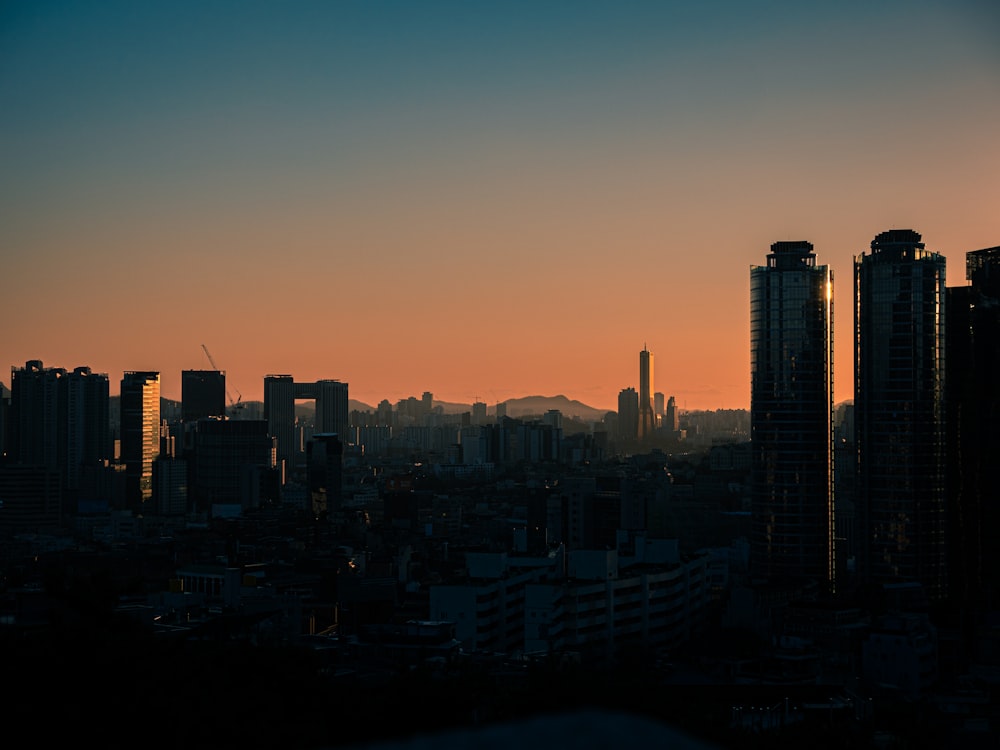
[152,454,188,516]
[855,230,947,602]
[0,465,61,534]
[181,369,226,422]
[120,370,161,511]
[833,402,856,584]
[638,346,655,439]
[946,245,1000,616]
[0,382,9,459]
[665,395,679,434]
[265,375,349,473]
[8,361,111,508]
[315,380,349,439]
[307,432,343,519]
[750,241,834,590]
[193,418,275,512]
[263,374,296,470]
[617,387,638,444]
[472,400,487,425]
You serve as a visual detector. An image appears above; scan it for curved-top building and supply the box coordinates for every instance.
[750,241,834,590]
[855,229,947,602]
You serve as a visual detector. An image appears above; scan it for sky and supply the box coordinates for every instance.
[2,1,998,412]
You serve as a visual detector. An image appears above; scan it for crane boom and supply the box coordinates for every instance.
[201,344,243,412]
[201,344,219,371]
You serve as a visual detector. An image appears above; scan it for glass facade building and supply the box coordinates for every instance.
[120,370,161,511]
[854,229,947,602]
[750,241,834,589]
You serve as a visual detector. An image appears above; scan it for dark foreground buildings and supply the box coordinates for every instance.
[946,245,1000,619]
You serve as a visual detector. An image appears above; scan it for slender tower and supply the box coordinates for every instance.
[750,241,834,590]
[855,229,947,602]
[638,345,655,440]
[120,370,161,511]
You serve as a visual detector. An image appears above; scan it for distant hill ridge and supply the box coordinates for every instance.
[349,394,608,422]
[127,394,765,422]
[116,394,607,422]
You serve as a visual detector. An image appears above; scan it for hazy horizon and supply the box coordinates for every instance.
[4,1,998,412]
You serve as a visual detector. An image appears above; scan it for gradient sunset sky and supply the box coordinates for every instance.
[3,1,998,412]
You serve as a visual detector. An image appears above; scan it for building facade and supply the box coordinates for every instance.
[750,241,834,589]
[120,370,161,511]
[193,418,275,512]
[855,229,947,602]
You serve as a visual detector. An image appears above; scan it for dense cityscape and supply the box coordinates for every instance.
[2,230,998,748]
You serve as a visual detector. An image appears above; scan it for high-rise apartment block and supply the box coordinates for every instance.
[855,230,947,602]
[750,241,834,589]
[8,361,111,503]
[120,370,161,511]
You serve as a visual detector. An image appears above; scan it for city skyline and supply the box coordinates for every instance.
[3,2,998,412]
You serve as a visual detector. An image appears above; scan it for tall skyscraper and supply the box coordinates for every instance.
[638,346,655,439]
[750,241,834,589]
[120,370,161,511]
[181,369,226,422]
[855,229,947,602]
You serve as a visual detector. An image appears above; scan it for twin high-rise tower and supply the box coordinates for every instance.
[751,229,954,603]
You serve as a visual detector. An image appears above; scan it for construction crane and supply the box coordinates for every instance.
[201,344,243,416]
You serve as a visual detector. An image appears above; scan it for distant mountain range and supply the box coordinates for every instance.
[135,394,760,423]
[344,394,611,422]
[257,395,610,422]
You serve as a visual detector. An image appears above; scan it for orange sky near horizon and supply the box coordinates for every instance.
[2,2,998,413]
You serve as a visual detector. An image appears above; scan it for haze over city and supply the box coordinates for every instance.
[3,1,998,410]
